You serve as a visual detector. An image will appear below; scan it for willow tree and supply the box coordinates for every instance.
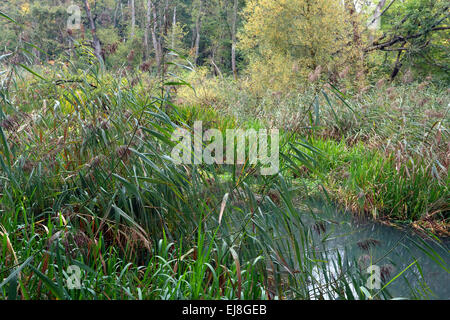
[239,0,363,92]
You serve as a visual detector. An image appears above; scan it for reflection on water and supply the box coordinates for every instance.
[309,202,449,299]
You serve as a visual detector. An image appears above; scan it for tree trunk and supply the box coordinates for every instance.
[193,0,204,65]
[231,0,238,79]
[369,0,387,43]
[390,43,405,80]
[82,0,102,62]
[144,0,151,60]
[150,0,163,73]
[163,0,170,35]
[113,0,120,28]
[371,0,387,30]
[171,6,177,49]
[130,0,136,38]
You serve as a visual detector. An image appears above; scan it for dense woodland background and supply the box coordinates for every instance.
[0,0,449,86]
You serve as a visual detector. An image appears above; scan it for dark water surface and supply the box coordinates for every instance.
[309,203,449,299]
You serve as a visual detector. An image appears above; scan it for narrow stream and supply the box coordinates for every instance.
[309,203,450,299]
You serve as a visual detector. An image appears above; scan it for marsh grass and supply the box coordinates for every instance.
[0,47,448,300]
[177,74,449,235]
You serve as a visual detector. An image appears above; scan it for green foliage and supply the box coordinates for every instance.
[0,2,448,302]
[177,73,449,231]
[373,0,449,81]
[0,0,447,82]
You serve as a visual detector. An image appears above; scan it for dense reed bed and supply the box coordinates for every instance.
[176,72,449,235]
[0,50,448,300]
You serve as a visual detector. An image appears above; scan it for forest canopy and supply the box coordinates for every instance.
[0,0,448,88]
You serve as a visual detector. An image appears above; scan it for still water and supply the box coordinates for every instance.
[308,203,449,299]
